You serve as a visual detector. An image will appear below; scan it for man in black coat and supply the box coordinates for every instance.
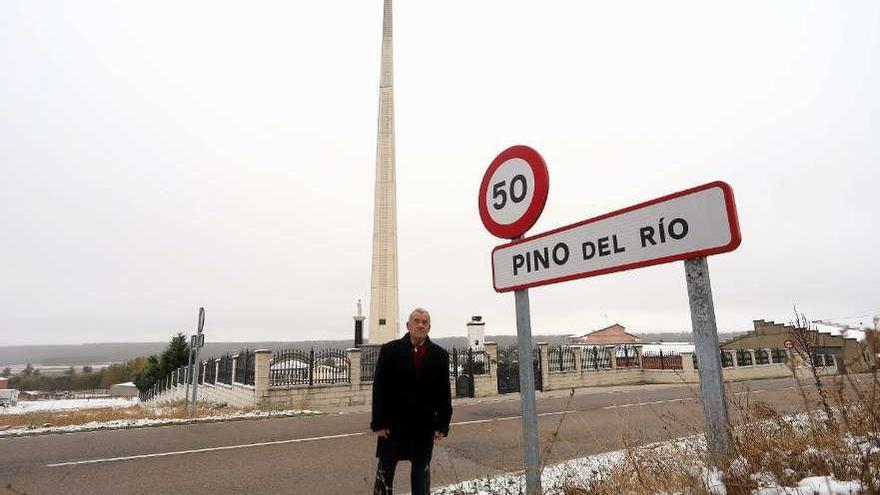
[371,307,453,495]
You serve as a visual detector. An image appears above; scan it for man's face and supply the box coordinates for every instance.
[407,312,431,340]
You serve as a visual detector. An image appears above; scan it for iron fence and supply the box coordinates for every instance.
[203,359,216,384]
[721,351,734,368]
[642,350,683,370]
[449,348,489,376]
[772,348,786,364]
[548,345,576,372]
[360,345,381,382]
[616,345,640,368]
[234,349,255,385]
[270,348,351,386]
[755,349,769,365]
[314,348,351,384]
[692,353,699,370]
[581,346,613,370]
[736,349,753,367]
[218,354,233,385]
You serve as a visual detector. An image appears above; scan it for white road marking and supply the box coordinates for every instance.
[46,387,780,467]
[46,412,579,468]
[46,432,366,467]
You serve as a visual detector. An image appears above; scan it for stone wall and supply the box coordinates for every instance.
[146,342,842,410]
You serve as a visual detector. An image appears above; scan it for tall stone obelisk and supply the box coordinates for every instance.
[368,0,399,345]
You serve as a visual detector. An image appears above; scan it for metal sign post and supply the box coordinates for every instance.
[185,334,194,408]
[514,288,542,494]
[684,257,731,464]
[479,146,549,495]
[190,307,205,418]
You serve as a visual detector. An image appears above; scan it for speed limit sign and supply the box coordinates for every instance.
[478,145,549,239]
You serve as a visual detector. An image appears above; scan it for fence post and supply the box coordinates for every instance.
[748,349,756,367]
[610,346,618,370]
[467,349,475,397]
[309,348,315,387]
[537,342,550,390]
[573,346,582,372]
[730,350,739,368]
[484,342,498,396]
[660,350,666,370]
[214,359,221,384]
[253,349,271,406]
[682,352,696,373]
[231,354,239,384]
[348,348,362,392]
[636,346,643,368]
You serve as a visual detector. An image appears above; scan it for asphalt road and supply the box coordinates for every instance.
[1,376,829,495]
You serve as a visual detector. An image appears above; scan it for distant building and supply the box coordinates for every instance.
[568,324,642,346]
[722,319,876,373]
[466,316,485,351]
[109,381,139,398]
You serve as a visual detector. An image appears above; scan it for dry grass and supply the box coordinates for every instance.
[562,341,880,494]
[0,400,237,430]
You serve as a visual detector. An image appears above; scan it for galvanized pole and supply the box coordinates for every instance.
[514,288,542,494]
[184,338,194,411]
[684,257,732,464]
[190,307,205,418]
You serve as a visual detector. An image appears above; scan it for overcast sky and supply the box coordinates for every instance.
[2,1,878,346]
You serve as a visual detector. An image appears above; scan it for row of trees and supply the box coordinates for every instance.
[132,332,191,392]
[7,357,150,391]
[4,333,192,392]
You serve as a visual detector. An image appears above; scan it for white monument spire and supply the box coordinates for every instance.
[368,0,399,344]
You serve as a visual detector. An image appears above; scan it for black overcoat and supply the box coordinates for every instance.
[370,333,453,460]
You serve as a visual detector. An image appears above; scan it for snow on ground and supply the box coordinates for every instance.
[431,435,870,495]
[0,398,140,414]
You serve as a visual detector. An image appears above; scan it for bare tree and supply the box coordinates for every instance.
[788,307,836,428]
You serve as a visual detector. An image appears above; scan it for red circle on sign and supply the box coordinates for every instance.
[783,339,793,349]
[478,145,549,239]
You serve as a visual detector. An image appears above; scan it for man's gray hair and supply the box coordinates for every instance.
[408,307,431,323]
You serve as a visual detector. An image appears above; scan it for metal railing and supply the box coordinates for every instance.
[736,349,753,367]
[449,348,490,376]
[360,345,381,382]
[642,350,683,370]
[755,349,769,365]
[218,354,233,385]
[235,349,255,386]
[548,345,576,372]
[269,348,351,386]
[581,346,612,370]
[616,345,640,368]
[203,359,216,384]
[772,348,786,364]
[721,351,734,368]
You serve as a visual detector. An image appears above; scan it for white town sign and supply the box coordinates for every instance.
[491,181,741,292]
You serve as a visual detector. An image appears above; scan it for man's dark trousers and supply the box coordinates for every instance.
[373,450,430,495]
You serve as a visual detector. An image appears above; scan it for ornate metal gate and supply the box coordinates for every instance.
[449,348,489,398]
[496,346,542,394]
